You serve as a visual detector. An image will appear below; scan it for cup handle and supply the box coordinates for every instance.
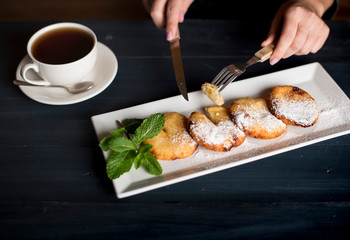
[20,63,51,86]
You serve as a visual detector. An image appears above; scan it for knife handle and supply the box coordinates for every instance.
[170,26,180,42]
[255,44,275,62]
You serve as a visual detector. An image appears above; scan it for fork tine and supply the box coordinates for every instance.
[218,74,238,91]
[211,68,229,85]
[217,72,234,88]
[215,71,233,87]
[216,71,232,82]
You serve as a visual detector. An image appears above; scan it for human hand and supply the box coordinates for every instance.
[262,0,333,65]
[142,0,195,41]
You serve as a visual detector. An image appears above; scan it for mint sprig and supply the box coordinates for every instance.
[99,113,165,180]
[122,118,144,134]
[133,113,165,144]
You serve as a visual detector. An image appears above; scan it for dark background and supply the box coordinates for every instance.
[0,0,349,21]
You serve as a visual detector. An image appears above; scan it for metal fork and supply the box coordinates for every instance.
[212,44,274,92]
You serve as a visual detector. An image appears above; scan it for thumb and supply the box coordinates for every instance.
[261,35,275,47]
[261,10,282,47]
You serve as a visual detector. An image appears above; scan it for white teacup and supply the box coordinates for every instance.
[21,22,97,86]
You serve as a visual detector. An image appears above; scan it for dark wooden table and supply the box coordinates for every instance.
[1,20,349,240]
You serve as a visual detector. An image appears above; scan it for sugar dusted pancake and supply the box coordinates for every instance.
[230,97,287,139]
[188,107,246,152]
[143,112,198,160]
[204,106,246,147]
[266,86,319,127]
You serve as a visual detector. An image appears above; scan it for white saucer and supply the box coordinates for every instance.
[16,42,118,105]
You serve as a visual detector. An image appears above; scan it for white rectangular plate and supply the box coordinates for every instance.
[92,62,350,199]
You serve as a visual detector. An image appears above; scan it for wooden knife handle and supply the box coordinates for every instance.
[174,26,180,39]
[255,44,275,62]
[170,26,180,42]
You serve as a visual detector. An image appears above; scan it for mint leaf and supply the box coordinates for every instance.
[100,114,165,179]
[109,137,137,152]
[99,135,114,151]
[134,153,143,169]
[134,144,153,169]
[111,128,126,137]
[142,151,162,176]
[133,113,165,144]
[99,128,126,151]
[122,118,144,134]
[106,150,136,179]
[139,144,153,154]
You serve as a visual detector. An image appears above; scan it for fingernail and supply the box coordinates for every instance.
[270,58,279,65]
[166,31,173,41]
[179,12,185,22]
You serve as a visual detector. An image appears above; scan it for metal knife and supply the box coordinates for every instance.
[169,26,188,101]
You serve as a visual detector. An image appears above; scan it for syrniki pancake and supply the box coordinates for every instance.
[143,112,198,160]
[188,107,246,152]
[230,97,287,139]
[266,86,319,127]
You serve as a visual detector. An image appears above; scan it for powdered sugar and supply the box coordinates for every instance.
[170,130,197,147]
[234,108,286,134]
[189,120,244,146]
[270,98,318,126]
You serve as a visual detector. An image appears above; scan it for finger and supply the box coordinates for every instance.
[294,28,317,56]
[293,32,328,57]
[261,11,282,47]
[296,20,329,55]
[311,31,329,53]
[261,21,280,47]
[283,25,309,58]
[311,24,330,53]
[262,35,275,48]
[179,0,195,23]
[179,12,185,23]
[290,11,318,56]
[269,15,298,65]
[165,0,183,40]
[149,0,167,30]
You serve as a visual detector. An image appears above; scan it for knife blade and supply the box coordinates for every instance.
[169,26,188,101]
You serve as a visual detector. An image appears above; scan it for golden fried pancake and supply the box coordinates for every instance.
[201,82,225,106]
[143,112,198,160]
[266,86,319,127]
[204,106,246,147]
[188,107,246,152]
[230,97,287,139]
